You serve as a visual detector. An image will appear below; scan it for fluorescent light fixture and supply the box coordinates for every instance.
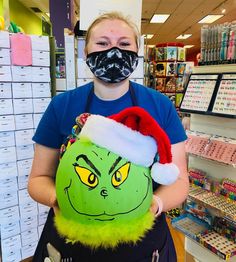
[150,14,170,23]
[184,45,194,49]
[146,34,154,39]
[198,15,223,24]
[46,13,50,17]
[147,45,155,48]
[176,34,192,39]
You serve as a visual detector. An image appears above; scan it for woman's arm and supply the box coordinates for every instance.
[150,141,189,214]
[28,144,60,209]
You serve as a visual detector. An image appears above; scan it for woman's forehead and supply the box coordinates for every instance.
[91,19,134,35]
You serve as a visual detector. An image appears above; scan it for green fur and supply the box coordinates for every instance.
[54,211,155,249]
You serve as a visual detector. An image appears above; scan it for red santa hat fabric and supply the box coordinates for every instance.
[79,106,179,185]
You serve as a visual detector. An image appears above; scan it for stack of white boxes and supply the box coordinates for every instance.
[0,31,51,262]
[76,36,145,88]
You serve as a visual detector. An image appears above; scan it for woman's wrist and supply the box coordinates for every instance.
[153,195,163,217]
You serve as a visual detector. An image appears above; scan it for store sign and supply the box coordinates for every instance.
[79,0,142,31]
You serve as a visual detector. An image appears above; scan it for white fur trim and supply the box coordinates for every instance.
[151,163,179,185]
[79,115,156,167]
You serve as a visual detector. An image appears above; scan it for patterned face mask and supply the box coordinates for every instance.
[86,47,139,83]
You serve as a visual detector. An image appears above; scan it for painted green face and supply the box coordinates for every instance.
[56,139,153,224]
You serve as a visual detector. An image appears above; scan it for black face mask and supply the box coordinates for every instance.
[86,47,139,83]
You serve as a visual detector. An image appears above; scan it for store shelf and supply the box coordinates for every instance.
[187,153,236,168]
[188,186,236,222]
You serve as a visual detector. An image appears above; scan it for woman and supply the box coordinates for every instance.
[28,11,189,262]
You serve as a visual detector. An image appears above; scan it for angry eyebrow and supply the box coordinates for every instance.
[75,154,101,177]
[109,156,122,175]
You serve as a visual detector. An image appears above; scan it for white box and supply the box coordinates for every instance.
[0,177,18,193]
[38,203,50,214]
[0,131,15,147]
[0,98,13,114]
[130,57,144,78]
[11,66,32,82]
[0,31,10,48]
[32,82,51,97]
[12,82,32,98]
[32,66,50,82]
[0,82,12,98]
[33,98,50,113]
[130,78,144,85]
[18,174,29,190]
[17,158,33,177]
[21,228,38,247]
[77,58,93,78]
[15,114,33,130]
[0,48,11,65]
[38,211,49,225]
[0,114,15,131]
[0,205,20,224]
[0,146,17,164]
[138,35,144,57]
[19,201,38,219]
[33,113,43,128]
[1,248,21,262]
[77,78,92,87]
[65,35,76,90]
[0,162,18,179]
[18,188,32,204]
[16,144,34,160]
[20,215,38,232]
[15,129,34,146]
[0,65,12,81]
[38,224,44,237]
[0,220,20,239]
[1,234,22,255]
[0,190,18,209]
[21,241,37,260]
[30,35,50,51]
[32,50,50,67]
[56,78,66,91]
[13,98,33,114]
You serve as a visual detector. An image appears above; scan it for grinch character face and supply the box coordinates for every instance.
[56,138,153,224]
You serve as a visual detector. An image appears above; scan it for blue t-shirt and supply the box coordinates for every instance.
[33,81,187,147]
[32,81,186,260]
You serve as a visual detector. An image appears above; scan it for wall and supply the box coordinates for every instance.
[0,0,42,34]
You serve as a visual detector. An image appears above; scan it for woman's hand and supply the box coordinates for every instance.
[149,195,159,215]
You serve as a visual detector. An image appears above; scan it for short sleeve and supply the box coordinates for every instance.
[32,98,63,148]
[163,101,187,144]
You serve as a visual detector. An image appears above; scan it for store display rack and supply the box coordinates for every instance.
[180,72,236,119]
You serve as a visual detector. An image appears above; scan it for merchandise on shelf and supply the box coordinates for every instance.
[200,21,236,65]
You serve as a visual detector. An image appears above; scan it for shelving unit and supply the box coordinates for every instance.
[179,64,236,262]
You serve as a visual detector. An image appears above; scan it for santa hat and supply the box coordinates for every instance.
[78,106,179,185]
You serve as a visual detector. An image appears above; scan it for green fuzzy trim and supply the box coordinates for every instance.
[54,212,155,249]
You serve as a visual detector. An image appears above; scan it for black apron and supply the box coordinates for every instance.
[32,83,177,262]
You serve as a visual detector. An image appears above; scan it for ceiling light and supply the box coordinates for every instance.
[221,8,226,14]
[46,13,50,17]
[145,34,154,39]
[147,45,155,48]
[184,45,194,48]
[176,34,192,39]
[150,14,170,23]
[198,15,224,24]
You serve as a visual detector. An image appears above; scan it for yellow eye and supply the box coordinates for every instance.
[111,163,130,187]
[74,165,98,188]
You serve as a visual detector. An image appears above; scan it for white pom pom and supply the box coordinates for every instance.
[151,162,179,185]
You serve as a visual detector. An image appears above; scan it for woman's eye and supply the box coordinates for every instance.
[119,42,131,47]
[96,42,108,47]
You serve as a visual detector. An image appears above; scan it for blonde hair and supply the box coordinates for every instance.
[85,11,140,52]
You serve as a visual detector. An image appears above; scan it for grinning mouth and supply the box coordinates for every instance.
[64,173,151,221]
